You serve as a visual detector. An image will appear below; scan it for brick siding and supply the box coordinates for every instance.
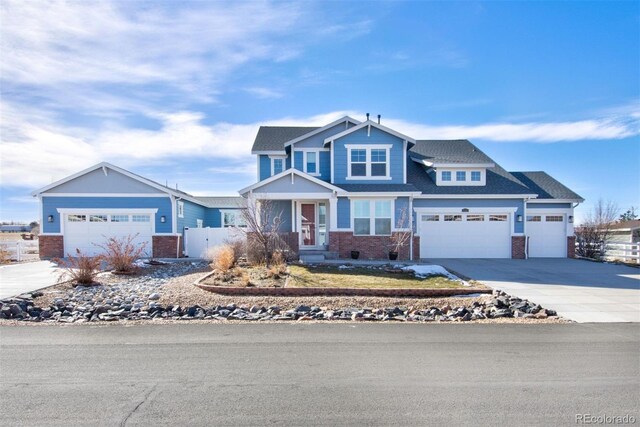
[153,235,181,258]
[329,231,415,261]
[39,235,64,259]
[567,236,576,258]
[511,236,526,259]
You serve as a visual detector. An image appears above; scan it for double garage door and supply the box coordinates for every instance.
[63,212,153,257]
[419,213,512,258]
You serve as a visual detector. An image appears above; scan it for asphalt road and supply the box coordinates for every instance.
[1,323,639,426]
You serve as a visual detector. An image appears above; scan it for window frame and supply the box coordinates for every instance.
[222,209,247,228]
[471,171,481,182]
[345,145,392,180]
[303,151,320,176]
[177,201,184,218]
[272,158,284,175]
[456,171,466,182]
[441,171,452,182]
[351,199,393,236]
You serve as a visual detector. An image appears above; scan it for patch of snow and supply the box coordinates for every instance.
[338,265,354,269]
[402,264,470,286]
[133,259,150,268]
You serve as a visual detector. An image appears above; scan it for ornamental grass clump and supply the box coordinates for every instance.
[55,249,102,286]
[210,244,236,273]
[96,234,147,273]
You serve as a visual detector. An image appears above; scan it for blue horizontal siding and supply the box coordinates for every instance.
[270,200,292,232]
[259,155,271,181]
[177,200,206,232]
[319,151,331,181]
[294,151,303,171]
[337,198,350,229]
[413,198,525,234]
[42,196,173,234]
[204,208,222,228]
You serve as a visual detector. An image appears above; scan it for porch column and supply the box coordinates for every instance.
[329,194,338,231]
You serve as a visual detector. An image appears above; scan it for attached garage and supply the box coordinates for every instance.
[418,211,513,258]
[61,210,155,257]
[526,214,567,258]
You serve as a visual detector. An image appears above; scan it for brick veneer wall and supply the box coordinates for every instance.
[153,235,181,258]
[567,236,576,258]
[329,231,415,261]
[511,236,526,259]
[39,235,64,259]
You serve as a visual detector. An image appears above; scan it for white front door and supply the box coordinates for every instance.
[527,214,567,257]
[63,212,153,257]
[419,212,512,258]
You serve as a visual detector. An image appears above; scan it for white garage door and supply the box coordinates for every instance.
[419,213,512,258]
[527,214,566,258]
[63,212,153,257]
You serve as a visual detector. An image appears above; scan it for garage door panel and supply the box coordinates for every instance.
[63,213,153,257]
[419,213,511,258]
[527,214,566,258]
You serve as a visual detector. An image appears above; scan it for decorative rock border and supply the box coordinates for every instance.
[194,271,491,297]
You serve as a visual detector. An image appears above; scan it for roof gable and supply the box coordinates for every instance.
[323,120,416,146]
[251,126,319,153]
[238,169,345,195]
[284,116,360,148]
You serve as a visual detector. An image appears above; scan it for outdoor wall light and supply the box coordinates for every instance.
[160,215,166,223]
[461,208,469,213]
[47,215,54,223]
[568,215,574,223]
[516,215,523,222]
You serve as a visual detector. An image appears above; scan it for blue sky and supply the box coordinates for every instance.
[1,0,638,223]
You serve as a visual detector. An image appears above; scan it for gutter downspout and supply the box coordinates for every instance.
[523,197,529,260]
[175,196,182,258]
[409,195,414,261]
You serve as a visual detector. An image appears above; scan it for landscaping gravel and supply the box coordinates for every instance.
[0,262,562,323]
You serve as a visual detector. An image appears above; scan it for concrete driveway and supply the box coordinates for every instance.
[0,261,60,299]
[430,258,640,323]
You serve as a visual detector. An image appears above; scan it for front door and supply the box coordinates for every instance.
[301,203,316,246]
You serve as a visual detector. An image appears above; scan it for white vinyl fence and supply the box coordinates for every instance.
[184,227,243,259]
[0,241,39,262]
[604,242,640,264]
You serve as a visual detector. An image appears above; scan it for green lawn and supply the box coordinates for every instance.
[288,265,466,289]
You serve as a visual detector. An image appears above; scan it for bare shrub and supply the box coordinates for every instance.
[0,248,11,264]
[95,234,147,273]
[55,249,102,286]
[576,199,620,259]
[389,207,412,256]
[235,199,289,267]
[210,245,236,272]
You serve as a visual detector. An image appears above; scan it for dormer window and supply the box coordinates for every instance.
[441,171,452,181]
[436,168,486,186]
[471,171,481,181]
[456,171,466,181]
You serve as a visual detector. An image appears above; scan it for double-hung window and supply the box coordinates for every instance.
[350,149,367,177]
[304,151,318,175]
[272,158,283,175]
[353,200,392,236]
[347,145,391,179]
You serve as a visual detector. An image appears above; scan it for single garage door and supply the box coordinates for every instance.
[419,213,512,258]
[527,214,566,258]
[63,212,153,257]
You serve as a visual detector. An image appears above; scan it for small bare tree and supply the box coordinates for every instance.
[576,199,620,259]
[388,207,412,259]
[235,199,287,266]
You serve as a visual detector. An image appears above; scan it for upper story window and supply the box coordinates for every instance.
[471,171,481,182]
[303,151,319,176]
[177,201,184,218]
[346,145,391,180]
[272,158,283,175]
[437,169,485,186]
[456,171,466,181]
[441,171,452,181]
[353,199,392,236]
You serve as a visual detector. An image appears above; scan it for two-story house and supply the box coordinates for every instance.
[33,115,583,260]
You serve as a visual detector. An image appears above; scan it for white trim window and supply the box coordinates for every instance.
[303,151,319,176]
[177,201,184,218]
[456,171,466,181]
[352,200,392,236]
[441,171,452,182]
[196,219,203,228]
[346,145,391,180]
[471,171,481,182]
[272,158,284,175]
[222,210,247,228]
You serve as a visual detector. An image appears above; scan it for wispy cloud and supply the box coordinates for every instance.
[2,102,637,189]
[243,87,284,99]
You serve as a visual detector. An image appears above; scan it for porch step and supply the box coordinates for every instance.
[299,250,339,263]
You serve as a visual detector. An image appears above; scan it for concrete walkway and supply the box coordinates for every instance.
[429,258,640,323]
[0,261,60,299]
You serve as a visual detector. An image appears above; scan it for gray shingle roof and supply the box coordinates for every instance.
[510,172,584,201]
[251,126,319,152]
[407,140,534,195]
[193,197,246,208]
